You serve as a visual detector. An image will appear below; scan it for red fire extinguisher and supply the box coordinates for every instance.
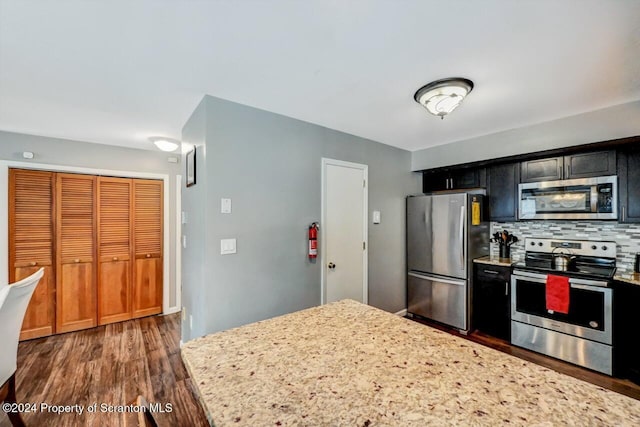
[308,222,319,259]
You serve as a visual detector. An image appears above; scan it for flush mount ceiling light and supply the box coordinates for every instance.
[149,136,180,152]
[414,77,474,119]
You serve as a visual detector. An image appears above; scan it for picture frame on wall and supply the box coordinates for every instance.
[186,147,196,187]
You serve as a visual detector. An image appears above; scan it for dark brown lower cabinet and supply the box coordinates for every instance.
[473,264,511,341]
[613,280,640,381]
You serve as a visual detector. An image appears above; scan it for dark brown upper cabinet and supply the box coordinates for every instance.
[487,162,520,222]
[422,170,450,192]
[618,147,640,223]
[423,167,485,192]
[564,150,616,179]
[520,156,564,183]
[520,151,616,183]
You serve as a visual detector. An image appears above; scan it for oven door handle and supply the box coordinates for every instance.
[512,271,609,290]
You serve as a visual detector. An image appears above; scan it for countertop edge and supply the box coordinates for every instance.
[614,274,640,287]
[473,256,515,267]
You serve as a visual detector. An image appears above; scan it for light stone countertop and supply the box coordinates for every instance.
[181,299,640,426]
[473,255,516,267]
[615,273,640,287]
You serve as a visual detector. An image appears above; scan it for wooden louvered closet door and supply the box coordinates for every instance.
[97,177,133,325]
[9,169,56,340]
[56,173,97,333]
[133,179,163,318]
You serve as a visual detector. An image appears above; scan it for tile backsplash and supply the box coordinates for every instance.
[491,221,640,274]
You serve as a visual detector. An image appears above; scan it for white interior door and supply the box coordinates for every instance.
[321,158,368,304]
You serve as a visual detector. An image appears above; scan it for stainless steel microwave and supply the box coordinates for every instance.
[518,176,617,220]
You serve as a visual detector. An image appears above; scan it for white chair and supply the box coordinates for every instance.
[0,268,44,427]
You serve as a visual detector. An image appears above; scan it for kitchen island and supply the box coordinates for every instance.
[182,299,640,426]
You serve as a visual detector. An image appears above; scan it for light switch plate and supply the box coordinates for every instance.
[220,238,237,254]
[221,198,232,214]
[373,210,381,224]
[181,211,187,224]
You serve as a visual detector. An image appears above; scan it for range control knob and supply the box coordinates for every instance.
[530,242,536,246]
[538,242,543,247]
[591,245,597,250]
[601,245,608,251]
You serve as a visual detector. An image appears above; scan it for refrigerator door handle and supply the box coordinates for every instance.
[459,205,465,270]
[408,272,465,286]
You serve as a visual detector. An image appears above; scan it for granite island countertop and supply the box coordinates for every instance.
[182,300,640,426]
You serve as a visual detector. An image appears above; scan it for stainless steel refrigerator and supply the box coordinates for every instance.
[406,191,489,332]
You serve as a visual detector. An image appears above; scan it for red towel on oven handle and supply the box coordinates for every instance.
[546,274,570,314]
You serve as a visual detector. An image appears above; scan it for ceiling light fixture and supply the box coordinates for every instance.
[149,136,180,152]
[414,77,474,119]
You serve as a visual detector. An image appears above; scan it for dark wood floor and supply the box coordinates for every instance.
[409,315,640,401]
[0,314,209,427]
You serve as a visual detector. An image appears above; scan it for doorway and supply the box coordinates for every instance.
[321,158,368,304]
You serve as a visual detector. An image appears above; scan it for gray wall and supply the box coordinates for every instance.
[181,95,420,341]
[180,98,209,339]
[0,130,181,308]
[412,100,640,170]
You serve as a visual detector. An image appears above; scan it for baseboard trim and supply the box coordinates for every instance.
[394,308,408,317]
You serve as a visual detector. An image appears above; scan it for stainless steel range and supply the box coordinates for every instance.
[511,238,616,375]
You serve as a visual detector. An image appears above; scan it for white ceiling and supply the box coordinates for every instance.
[1,0,639,152]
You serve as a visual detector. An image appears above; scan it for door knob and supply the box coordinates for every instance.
[328,262,336,269]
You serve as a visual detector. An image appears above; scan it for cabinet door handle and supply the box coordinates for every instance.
[74,258,80,263]
[483,270,499,275]
[505,281,509,296]
[112,256,118,261]
[146,254,151,258]
[30,261,37,266]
